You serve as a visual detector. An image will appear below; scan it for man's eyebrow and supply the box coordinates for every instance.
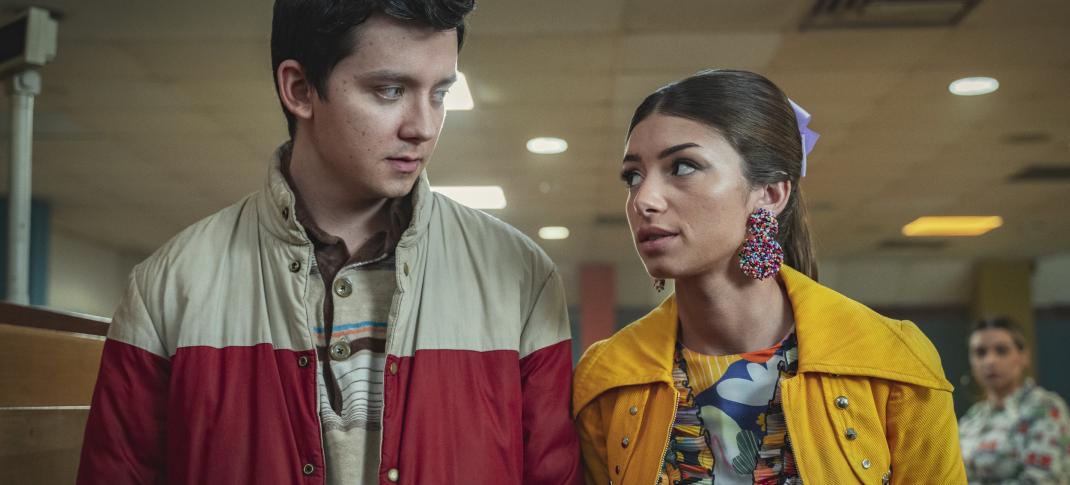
[435,73,458,88]
[361,70,415,84]
[360,71,457,88]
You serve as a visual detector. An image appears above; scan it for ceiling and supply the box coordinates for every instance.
[1,0,1069,304]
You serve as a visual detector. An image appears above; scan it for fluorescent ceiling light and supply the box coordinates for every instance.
[445,71,474,111]
[902,216,1003,237]
[526,137,568,154]
[949,77,999,96]
[431,186,505,209]
[538,226,570,240]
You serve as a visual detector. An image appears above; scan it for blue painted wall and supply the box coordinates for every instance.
[0,199,50,305]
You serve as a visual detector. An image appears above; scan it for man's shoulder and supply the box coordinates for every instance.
[135,193,259,280]
[429,191,553,269]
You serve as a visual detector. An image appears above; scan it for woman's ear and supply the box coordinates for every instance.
[276,59,316,123]
[752,179,792,216]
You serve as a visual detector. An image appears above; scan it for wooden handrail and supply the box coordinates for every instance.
[0,303,109,336]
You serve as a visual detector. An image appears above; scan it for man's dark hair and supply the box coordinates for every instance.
[271,0,476,138]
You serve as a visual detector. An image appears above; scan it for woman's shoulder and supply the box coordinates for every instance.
[784,268,951,390]
[572,302,678,417]
[1023,383,1070,416]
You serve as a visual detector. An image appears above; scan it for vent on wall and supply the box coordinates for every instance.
[1008,165,1070,182]
[1001,131,1051,146]
[594,214,628,226]
[801,0,982,30]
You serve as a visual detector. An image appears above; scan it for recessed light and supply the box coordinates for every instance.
[538,226,570,240]
[526,137,568,154]
[902,216,1003,237]
[949,77,999,96]
[431,186,505,209]
[445,72,474,111]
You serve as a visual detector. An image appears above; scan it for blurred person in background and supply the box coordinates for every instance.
[960,316,1070,483]
[76,1,581,483]
[572,69,966,485]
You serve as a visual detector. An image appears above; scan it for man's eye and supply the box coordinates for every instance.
[378,86,404,99]
[432,88,450,103]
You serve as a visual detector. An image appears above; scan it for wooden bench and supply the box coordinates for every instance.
[0,304,108,484]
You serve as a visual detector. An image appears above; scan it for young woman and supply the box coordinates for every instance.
[959,317,1070,483]
[573,69,966,484]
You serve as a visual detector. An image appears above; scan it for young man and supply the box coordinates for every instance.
[77,1,580,483]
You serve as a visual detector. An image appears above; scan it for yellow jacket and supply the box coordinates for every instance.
[573,266,967,485]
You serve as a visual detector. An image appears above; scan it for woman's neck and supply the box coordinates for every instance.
[674,267,794,356]
[987,379,1025,408]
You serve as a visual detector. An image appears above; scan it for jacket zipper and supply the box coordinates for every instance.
[653,387,680,485]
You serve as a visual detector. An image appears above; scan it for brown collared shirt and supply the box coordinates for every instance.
[283,151,412,485]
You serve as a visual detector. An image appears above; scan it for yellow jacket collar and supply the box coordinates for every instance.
[573,266,952,416]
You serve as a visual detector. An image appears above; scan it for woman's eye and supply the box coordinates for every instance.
[378,86,404,100]
[620,171,642,188]
[671,160,698,176]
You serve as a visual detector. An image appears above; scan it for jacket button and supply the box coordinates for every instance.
[289,260,301,273]
[628,405,638,415]
[386,468,399,482]
[844,427,858,440]
[333,278,353,297]
[621,436,630,448]
[388,361,398,375]
[297,355,310,368]
[614,465,620,474]
[329,341,351,361]
[835,396,849,409]
[861,458,872,469]
[403,262,410,276]
[302,463,314,475]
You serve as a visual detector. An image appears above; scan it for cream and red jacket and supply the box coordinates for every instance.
[77,152,581,484]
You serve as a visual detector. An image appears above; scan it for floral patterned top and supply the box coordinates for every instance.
[659,332,801,485]
[959,379,1070,484]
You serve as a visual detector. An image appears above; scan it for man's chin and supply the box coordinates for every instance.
[379,179,419,199]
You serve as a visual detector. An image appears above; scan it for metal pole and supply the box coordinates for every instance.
[7,70,40,305]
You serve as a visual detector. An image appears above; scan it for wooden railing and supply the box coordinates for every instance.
[0,304,110,484]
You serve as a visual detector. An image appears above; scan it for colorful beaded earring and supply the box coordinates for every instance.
[738,208,784,280]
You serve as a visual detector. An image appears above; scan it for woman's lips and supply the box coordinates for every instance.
[636,227,679,254]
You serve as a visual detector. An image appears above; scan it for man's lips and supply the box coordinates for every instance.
[387,156,423,173]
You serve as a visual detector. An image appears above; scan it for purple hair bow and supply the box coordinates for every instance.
[788,99,819,177]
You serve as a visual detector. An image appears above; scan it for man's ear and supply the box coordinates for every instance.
[751,179,792,216]
[276,59,316,122]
